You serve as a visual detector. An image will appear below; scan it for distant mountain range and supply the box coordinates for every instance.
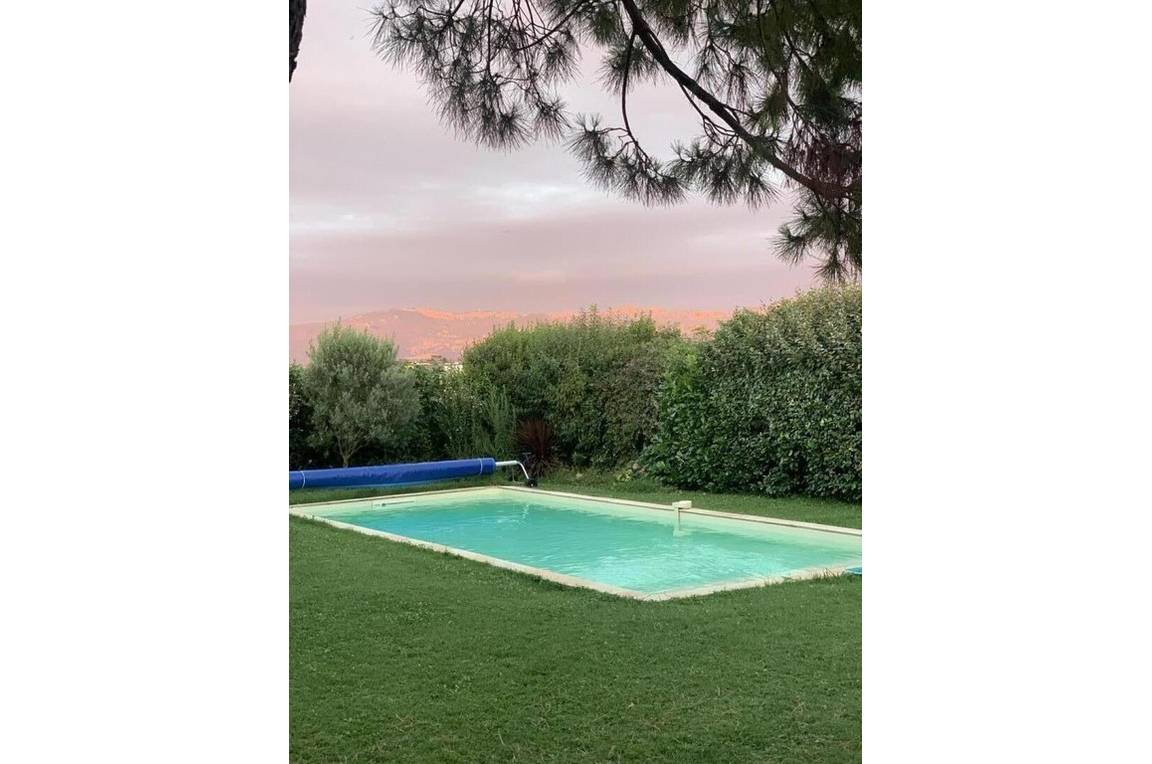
[289,307,731,363]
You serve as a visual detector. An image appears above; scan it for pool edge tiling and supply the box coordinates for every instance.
[289,486,861,601]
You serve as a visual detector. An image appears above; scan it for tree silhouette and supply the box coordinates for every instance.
[371,0,861,279]
[290,0,306,81]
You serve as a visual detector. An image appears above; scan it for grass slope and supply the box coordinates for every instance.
[290,474,861,763]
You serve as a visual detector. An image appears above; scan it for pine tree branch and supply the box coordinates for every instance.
[617,0,847,200]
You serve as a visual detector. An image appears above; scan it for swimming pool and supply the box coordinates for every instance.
[290,487,862,600]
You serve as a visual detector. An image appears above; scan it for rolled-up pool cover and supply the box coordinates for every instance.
[289,457,496,490]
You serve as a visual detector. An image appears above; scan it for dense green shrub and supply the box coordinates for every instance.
[289,363,329,470]
[462,310,688,467]
[645,287,861,500]
[410,364,518,460]
[289,292,861,500]
[291,358,518,470]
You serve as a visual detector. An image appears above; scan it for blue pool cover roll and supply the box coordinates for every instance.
[289,457,496,490]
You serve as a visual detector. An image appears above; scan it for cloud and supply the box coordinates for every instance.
[289,2,816,322]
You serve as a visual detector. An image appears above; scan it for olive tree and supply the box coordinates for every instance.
[302,325,420,467]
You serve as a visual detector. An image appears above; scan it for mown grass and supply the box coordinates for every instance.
[290,470,861,763]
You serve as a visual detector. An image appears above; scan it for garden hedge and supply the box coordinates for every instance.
[644,286,861,500]
[461,311,687,468]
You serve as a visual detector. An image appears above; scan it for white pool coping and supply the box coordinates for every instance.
[289,485,861,602]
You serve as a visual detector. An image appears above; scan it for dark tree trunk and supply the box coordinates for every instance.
[289,0,306,81]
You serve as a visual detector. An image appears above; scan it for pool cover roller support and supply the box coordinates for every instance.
[288,457,536,490]
[495,460,538,487]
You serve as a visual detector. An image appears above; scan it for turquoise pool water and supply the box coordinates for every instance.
[312,488,861,597]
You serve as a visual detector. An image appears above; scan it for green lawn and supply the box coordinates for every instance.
[290,473,861,763]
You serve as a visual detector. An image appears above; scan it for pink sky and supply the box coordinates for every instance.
[290,3,818,324]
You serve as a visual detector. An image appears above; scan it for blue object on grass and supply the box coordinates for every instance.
[289,457,496,490]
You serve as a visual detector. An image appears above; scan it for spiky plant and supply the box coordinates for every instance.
[517,419,557,478]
